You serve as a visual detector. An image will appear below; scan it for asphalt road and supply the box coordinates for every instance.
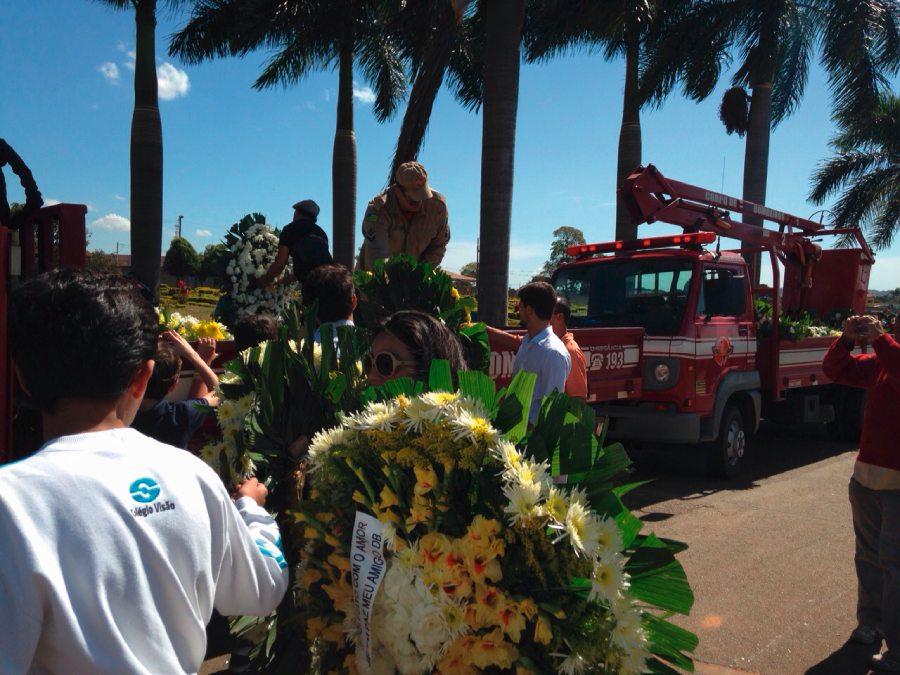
[623,422,877,675]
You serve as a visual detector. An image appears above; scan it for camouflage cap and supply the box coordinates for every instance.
[395,161,433,202]
[292,199,320,220]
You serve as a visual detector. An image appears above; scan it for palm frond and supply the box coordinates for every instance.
[869,186,900,250]
[358,29,408,123]
[524,0,614,62]
[770,5,814,126]
[830,165,897,233]
[820,0,900,121]
[446,5,484,112]
[639,0,742,106]
[809,150,882,202]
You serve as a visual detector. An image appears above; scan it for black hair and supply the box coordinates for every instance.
[8,269,157,411]
[233,314,279,352]
[554,296,572,325]
[302,264,355,324]
[144,342,182,400]
[518,281,557,320]
[374,310,467,382]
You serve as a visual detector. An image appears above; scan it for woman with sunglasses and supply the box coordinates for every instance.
[366,310,467,386]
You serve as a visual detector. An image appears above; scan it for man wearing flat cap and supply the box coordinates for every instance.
[255,199,333,288]
[358,161,450,270]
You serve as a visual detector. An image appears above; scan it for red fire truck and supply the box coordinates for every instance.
[490,165,874,478]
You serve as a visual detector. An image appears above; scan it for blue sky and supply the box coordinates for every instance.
[2,1,898,289]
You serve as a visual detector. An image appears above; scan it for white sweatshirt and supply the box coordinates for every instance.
[0,428,289,675]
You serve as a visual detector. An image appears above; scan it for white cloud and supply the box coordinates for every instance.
[116,41,127,53]
[91,213,131,232]
[124,51,136,71]
[510,242,547,260]
[99,62,120,83]
[157,62,190,100]
[43,199,61,206]
[113,193,126,201]
[195,229,212,237]
[323,88,335,103]
[352,82,376,104]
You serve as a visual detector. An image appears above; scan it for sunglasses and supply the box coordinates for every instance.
[364,351,417,378]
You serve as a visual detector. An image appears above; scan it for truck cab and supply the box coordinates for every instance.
[553,235,760,476]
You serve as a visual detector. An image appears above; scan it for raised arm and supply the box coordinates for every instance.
[213,478,289,617]
[822,318,879,388]
[163,331,219,405]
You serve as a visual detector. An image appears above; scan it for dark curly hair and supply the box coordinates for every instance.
[373,310,467,382]
[8,269,157,411]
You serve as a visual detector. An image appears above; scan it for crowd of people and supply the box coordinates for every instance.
[0,160,895,673]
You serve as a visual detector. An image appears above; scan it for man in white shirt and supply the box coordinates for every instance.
[0,269,289,675]
[491,281,571,422]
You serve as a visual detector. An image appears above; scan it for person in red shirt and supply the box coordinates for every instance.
[823,314,900,671]
[550,297,588,401]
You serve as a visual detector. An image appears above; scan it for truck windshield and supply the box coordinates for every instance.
[554,259,694,335]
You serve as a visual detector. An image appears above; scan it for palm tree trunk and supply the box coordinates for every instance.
[388,9,457,183]
[615,32,641,242]
[130,0,163,302]
[332,45,357,268]
[741,82,772,284]
[477,0,525,326]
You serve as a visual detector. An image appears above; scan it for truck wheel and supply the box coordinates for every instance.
[704,404,748,479]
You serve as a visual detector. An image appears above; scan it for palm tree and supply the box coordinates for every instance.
[641,0,899,279]
[170,0,406,268]
[477,0,526,326]
[810,93,899,251]
[386,0,480,181]
[525,0,684,242]
[97,0,169,301]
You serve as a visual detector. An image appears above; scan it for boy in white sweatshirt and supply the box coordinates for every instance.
[0,269,289,674]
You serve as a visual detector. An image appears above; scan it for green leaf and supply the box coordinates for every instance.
[613,480,653,498]
[428,359,454,392]
[642,613,698,672]
[626,533,694,615]
[457,370,497,410]
[494,370,536,442]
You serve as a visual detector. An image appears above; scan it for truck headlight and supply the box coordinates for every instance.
[654,363,671,383]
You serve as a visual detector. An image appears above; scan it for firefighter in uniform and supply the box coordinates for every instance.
[358,161,450,270]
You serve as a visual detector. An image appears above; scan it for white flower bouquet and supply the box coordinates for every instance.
[222,213,298,321]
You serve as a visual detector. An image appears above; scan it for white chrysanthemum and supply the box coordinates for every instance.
[493,441,524,474]
[503,480,543,526]
[217,399,237,424]
[352,401,399,431]
[199,442,222,470]
[308,426,354,465]
[454,395,490,421]
[563,501,603,557]
[511,457,551,491]
[233,394,255,419]
[449,409,499,444]
[610,597,647,653]
[594,516,623,555]
[567,486,590,508]
[420,391,460,418]
[544,486,569,522]
[587,552,627,604]
[409,601,450,659]
[401,397,439,432]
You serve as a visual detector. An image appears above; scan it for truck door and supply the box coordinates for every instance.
[693,265,752,415]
